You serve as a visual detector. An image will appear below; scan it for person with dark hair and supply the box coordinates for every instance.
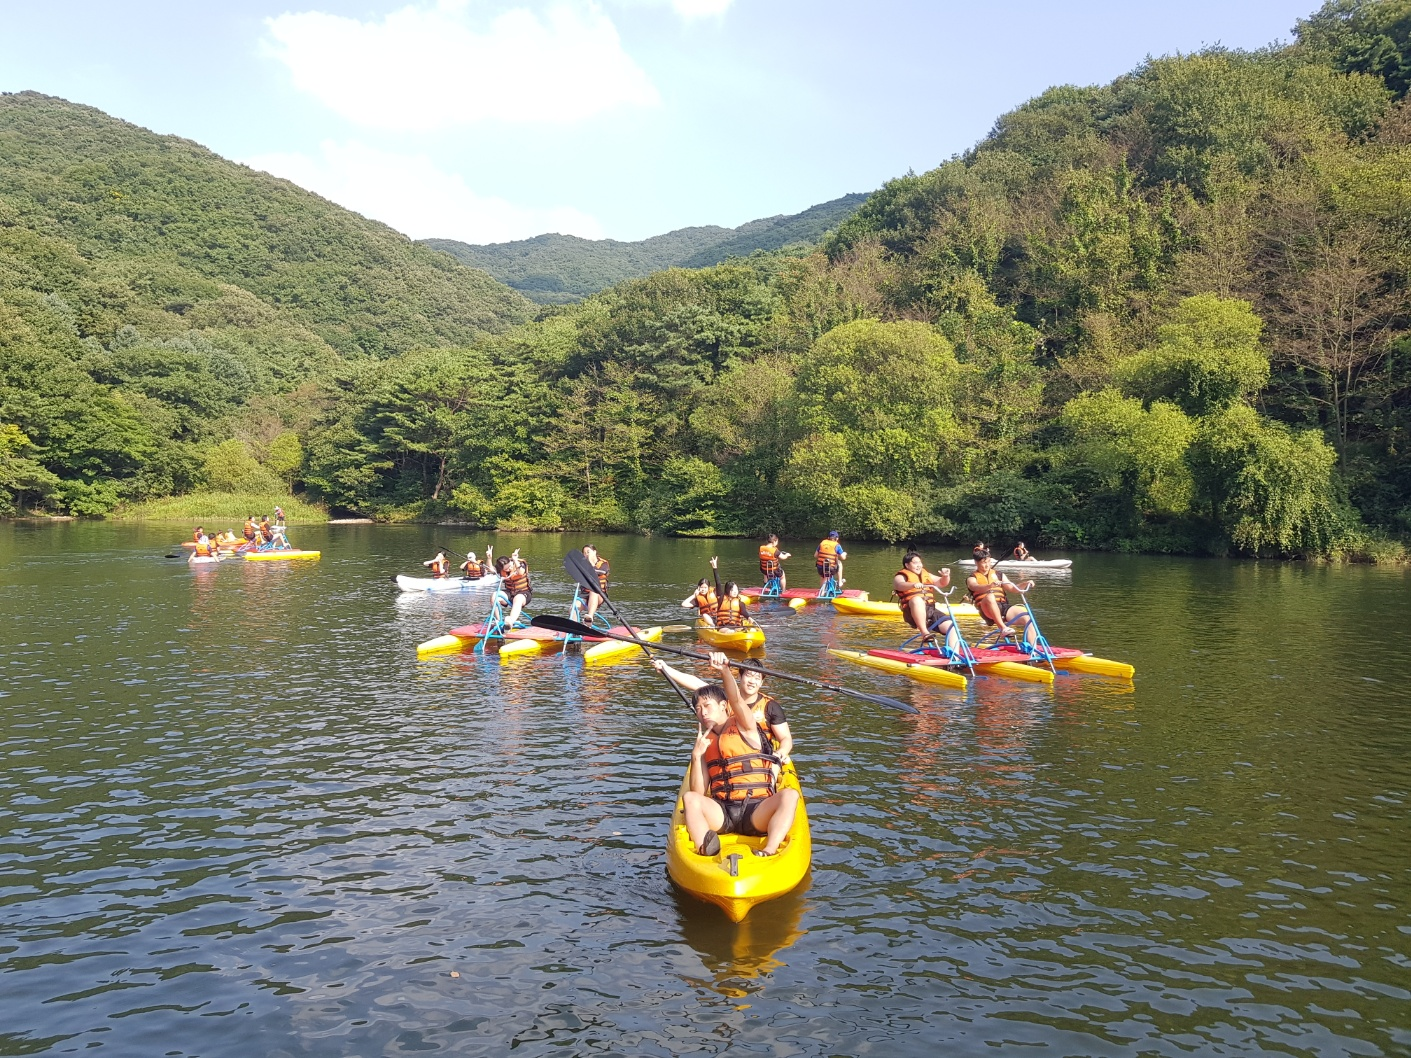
[758,533,791,591]
[660,652,799,858]
[967,549,1037,647]
[893,551,961,652]
[1012,541,1033,562]
[494,549,532,627]
[815,530,846,589]
[582,544,609,622]
[681,574,718,624]
[711,556,755,630]
[422,550,450,578]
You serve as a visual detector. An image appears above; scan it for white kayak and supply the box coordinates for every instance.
[395,573,499,593]
[958,558,1072,569]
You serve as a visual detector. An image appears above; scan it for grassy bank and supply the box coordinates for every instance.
[113,493,327,524]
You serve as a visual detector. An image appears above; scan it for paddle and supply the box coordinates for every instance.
[561,549,695,711]
[533,612,918,716]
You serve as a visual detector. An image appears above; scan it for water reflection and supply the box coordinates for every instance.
[674,882,810,997]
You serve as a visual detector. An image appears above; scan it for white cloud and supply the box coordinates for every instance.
[263,1,660,131]
[671,0,733,17]
[244,141,605,244]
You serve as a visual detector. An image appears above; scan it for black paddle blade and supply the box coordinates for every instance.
[562,549,605,596]
[531,614,599,638]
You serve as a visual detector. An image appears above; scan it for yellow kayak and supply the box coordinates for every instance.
[696,622,766,651]
[831,596,980,619]
[583,626,663,664]
[827,648,968,691]
[665,761,810,922]
[244,550,321,561]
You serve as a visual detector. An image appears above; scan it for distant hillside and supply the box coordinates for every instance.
[0,91,533,516]
[424,193,869,303]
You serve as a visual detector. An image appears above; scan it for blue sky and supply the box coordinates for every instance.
[4,1,1320,244]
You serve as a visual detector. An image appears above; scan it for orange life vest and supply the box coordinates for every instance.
[194,536,212,557]
[749,693,780,754]
[500,563,531,598]
[715,594,745,628]
[592,557,609,593]
[705,718,777,803]
[430,556,449,577]
[759,543,780,576]
[461,558,483,578]
[243,520,256,540]
[815,539,842,571]
[693,585,717,617]
[895,567,934,604]
[969,569,1008,620]
[259,521,272,541]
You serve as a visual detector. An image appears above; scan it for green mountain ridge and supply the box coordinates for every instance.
[423,192,869,303]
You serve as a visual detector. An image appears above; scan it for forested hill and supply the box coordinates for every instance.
[0,91,531,515]
[423,193,869,303]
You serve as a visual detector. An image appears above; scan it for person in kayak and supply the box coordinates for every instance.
[423,551,450,578]
[815,531,846,588]
[495,549,532,627]
[967,549,1038,647]
[711,557,755,630]
[460,545,491,579]
[1012,541,1033,562]
[582,544,609,623]
[681,575,718,626]
[679,652,800,858]
[893,551,962,653]
[192,527,212,558]
[653,658,793,767]
[759,534,791,591]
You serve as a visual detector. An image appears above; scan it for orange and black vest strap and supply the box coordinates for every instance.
[501,564,531,597]
[705,720,777,803]
[759,544,780,575]
[749,693,780,753]
[894,567,933,604]
[593,557,609,592]
[462,559,483,578]
[715,595,745,628]
[431,557,448,576]
[815,539,841,569]
[969,570,1007,613]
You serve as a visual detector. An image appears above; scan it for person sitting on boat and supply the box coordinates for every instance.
[582,544,609,622]
[653,658,793,767]
[242,516,257,543]
[259,516,274,544]
[1012,541,1033,562]
[712,561,755,630]
[460,545,491,579]
[759,534,790,591]
[423,551,450,578]
[893,551,962,654]
[679,652,800,858]
[192,527,212,558]
[967,549,1038,648]
[494,550,532,627]
[681,575,718,626]
[815,531,846,588]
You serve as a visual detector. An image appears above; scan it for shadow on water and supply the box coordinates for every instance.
[672,878,812,998]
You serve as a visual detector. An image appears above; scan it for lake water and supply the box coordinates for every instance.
[2,522,1408,1057]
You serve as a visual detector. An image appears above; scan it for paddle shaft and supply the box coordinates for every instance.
[562,550,695,711]
[532,613,917,715]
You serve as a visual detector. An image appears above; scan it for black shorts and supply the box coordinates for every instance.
[501,587,533,605]
[902,602,943,632]
[717,798,768,837]
[816,562,837,578]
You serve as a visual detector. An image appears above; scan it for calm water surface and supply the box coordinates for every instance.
[1,523,1408,1056]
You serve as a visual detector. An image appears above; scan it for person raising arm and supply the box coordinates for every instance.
[893,551,961,654]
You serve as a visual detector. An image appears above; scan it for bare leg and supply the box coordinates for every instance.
[585,592,601,621]
[1007,606,1036,647]
[683,792,725,853]
[506,592,529,627]
[749,788,800,855]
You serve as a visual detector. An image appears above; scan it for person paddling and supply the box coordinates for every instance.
[242,516,257,543]
[711,557,755,630]
[893,551,962,653]
[673,651,800,858]
[1012,541,1033,562]
[495,549,532,627]
[460,545,492,579]
[654,657,793,767]
[423,551,450,578]
[967,548,1038,648]
[815,530,846,589]
[582,544,609,623]
[681,575,718,626]
[758,534,791,591]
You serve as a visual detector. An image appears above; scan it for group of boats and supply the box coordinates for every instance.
[182,539,321,563]
[402,546,1131,923]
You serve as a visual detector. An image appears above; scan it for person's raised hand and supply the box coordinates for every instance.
[709,556,718,569]
[708,651,728,672]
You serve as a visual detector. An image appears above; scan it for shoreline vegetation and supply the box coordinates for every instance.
[2,2,1409,562]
